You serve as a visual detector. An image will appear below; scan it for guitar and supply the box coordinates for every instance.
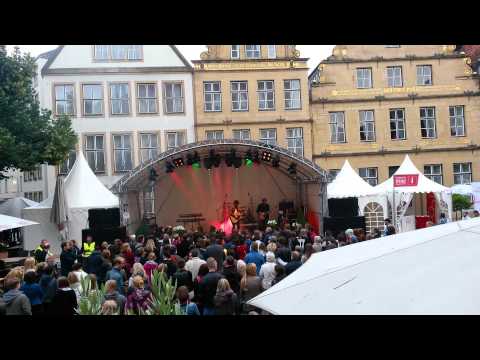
[230,208,241,224]
[258,211,269,221]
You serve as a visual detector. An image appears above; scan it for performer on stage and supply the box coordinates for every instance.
[230,200,242,231]
[256,198,270,229]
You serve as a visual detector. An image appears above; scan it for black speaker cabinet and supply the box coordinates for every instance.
[88,208,120,229]
[323,216,366,237]
[328,198,359,217]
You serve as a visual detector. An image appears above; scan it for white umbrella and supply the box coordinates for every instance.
[0,214,39,232]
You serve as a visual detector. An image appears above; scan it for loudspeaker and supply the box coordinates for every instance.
[88,208,120,229]
[328,198,359,217]
[323,216,366,237]
[82,226,127,247]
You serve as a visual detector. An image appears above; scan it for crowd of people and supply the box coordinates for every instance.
[0,219,400,316]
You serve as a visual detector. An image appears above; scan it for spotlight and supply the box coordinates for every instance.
[165,161,175,173]
[262,151,272,162]
[253,150,260,164]
[272,155,280,168]
[287,163,297,175]
[173,157,184,167]
[186,153,194,165]
[245,150,253,167]
[187,152,201,169]
[234,157,243,168]
[208,149,221,168]
[225,149,236,167]
[149,168,158,182]
[203,157,212,170]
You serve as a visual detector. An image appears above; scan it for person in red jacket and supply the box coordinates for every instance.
[120,243,135,277]
[235,237,247,260]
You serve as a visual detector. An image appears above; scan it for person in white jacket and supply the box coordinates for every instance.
[185,249,206,281]
[259,252,277,290]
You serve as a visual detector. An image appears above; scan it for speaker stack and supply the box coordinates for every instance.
[325,197,366,237]
[82,208,126,247]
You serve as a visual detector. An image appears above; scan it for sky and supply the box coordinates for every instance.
[6,45,335,71]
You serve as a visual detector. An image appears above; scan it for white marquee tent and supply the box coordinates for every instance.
[248,217,480,315]
[327,160,388,218]
[22,151,119,253]
[0,214,39,232]
[0,197,38,218]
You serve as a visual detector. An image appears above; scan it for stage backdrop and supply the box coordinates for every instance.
[127,163,322,232]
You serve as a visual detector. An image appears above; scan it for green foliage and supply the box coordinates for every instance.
[296,208,307,226]
[0,46,77,179]
[452,194,473,212]
[76,275,108,315]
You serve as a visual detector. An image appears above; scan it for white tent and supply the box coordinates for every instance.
[248,217,480,315]
[22,151,119,253]
[0,197,38,218]
[0,214,39,232]
[327,160,388,219]
[450,184,473,196]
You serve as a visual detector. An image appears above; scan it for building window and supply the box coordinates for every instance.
[388,166,400,178]
[389,108,406,140]
[163,82,184,114]
[110,83,130,115]
[329,112,346,143]
[137,83,157,114]
[25,191,43,203]
[94,45,142,61]
[245,45,261,59]
[24,167,42,182]
[359,167,378,186]
[82,84,103,116]
[356,68,372,89]
[204,81,222,112]
[284,79,301,110]
[257,80,275,110]
[59,151,76,175]
[267,45,276,59]
[232,129,251,140]
[386,66,403,87]
[417,65,433,86]
[113,134,133,172]
[206,130,224,140]
[328,169,340,180]
[85,135,105,173]
[420,107,436,138]
[54,84,75,115]
[359,110,375,142]
[143,185,155,216]
[259,128,277,146]
[231,81,248,111]
[424,164,443,185]
[286,128,304,156]
[231,45,240,59]
[166,131,185,150]
[139,133,158,163]
[453,162,472,184]
[449,105,465,136]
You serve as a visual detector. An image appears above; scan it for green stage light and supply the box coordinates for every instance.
[192,162,201,169]
[245,159,253,167]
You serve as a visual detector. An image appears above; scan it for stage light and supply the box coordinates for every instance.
[234,157,243,168]
[192,162,201,169]
[203,157,213,170]
[165,161,175,173]
[262,151,272,162]
[208,149,221,168]
[272,155,280,168]
[245,150,253,167]
[186,153,194,166]
[225,149,236,167]
[187,151,201,169]
[245,159,253,167]
[288,163,297,175]
[149,168,158,182]
[173,157,184,167]
[253,150,260,164]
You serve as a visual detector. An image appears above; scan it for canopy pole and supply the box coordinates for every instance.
[392,189,396,231]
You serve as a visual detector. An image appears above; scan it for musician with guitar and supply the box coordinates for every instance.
[256,198,270,229]
[230,200,242,231]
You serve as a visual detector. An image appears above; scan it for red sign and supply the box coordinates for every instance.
[394,174,419,187]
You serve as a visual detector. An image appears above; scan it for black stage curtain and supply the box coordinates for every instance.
[328,198,359,217]
[323,216,366,237]
[88,208,120,229]
[82,226,127,247]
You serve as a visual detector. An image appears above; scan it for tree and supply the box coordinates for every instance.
[452,194,472,212]
[0,45,77,179]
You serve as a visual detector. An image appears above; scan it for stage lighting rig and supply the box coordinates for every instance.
[149,168,159,182]
[253,150,260,164]
[272,155,280,168]
[225,148,236,167]
[165,161,175,173]
[287,163,297,175]
[173,157,184,167]
[203,157,212,170]
[262,151,272,162]
[187,152,201,169]
[245,150,253,167]
[209,149,221,167]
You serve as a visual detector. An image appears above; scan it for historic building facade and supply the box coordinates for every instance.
[309,45,480,187]
[17,45,195,200]
[192,45,313,159]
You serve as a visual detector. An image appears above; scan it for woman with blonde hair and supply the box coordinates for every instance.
[266,242,277,254]
[23,257,36,274]
[67,272,82,303]
[125,275,152,314]
[6,267,24,284]
[101,300,119,315]
[240,263,263,314]
[128,263,147,290]
[144,239,156,254]
[214,278,238,315]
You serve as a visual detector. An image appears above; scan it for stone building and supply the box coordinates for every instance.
[192,45,313,159]
[309,45,480,187]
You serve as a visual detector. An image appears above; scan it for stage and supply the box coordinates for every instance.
[111,139,329,235]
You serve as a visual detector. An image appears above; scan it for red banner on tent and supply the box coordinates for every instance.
[394,174,419,187]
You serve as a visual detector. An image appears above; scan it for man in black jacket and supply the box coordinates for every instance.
[285,251,302,276]
[60,241,76,277]
[221,256,241,296]
[86,245,104,280]
[275,236,291,266]
[205,238,225,272]
[172,258,193,291]
[199,257,224,315]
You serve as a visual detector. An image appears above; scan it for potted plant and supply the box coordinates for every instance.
[0,242,8,259]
